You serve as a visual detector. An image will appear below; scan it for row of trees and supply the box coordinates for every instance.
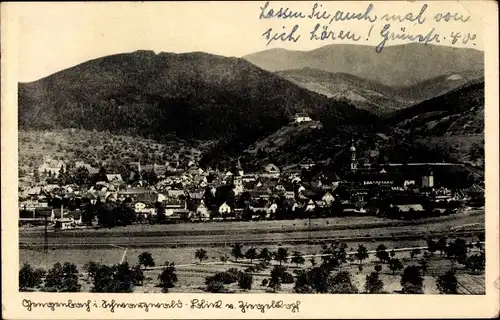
[19,252,179,293]
[19,262,80,292]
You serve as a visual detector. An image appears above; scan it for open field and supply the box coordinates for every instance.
[19,208,484,249]
[19,207,485,294]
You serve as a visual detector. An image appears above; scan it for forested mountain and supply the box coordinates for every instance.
[19,50,373,153]
[385,80,485,164]
[244,43,484,87]
[276,68,484,115]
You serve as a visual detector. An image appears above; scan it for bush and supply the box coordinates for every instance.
[281,271,294,284]
[238,272,253,291]
[19,263,45,291]
[206,278,227,293]
[365,272,384,293]
[261,279,269,286]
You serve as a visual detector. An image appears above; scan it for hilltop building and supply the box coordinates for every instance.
[294,113,312,123]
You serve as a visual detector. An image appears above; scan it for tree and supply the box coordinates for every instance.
[427,238,437,254]
[245,247,257,263]
[132,264,145,286]
[374,264,383,273]
[138,252,155,269]
[436,269,458,294]
[275,247,289,266]
[113,262,135,293]
[238,272,253,291]
[330,271,358,294]
[83,261,100,281]
[376,244,390,263]
[268,266,283,292]
[419,258,428,276]
[437,237,448,256]
[195,249,208,263]
[258,248,273,264]
[309,256,317,267]
[291,251,305,267]
[410,248,422,260]
[365,272,384,293]
[401,265,424,294]
[19,263,45,291]
[44,262,81,292]
[206,278,226,293]
[307,265,331,293]
[91,265,116,292]
[355,244,369,266]
[293,269,314,293]
[231,243,244,262]
[158,262,178,292]
[466,254,485,274]
[321,241,348,269]
[388,258,403,275]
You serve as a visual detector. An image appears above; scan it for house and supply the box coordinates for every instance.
[54,217,75,230]
[219,202,232,215]
[164,199,187,216]
[305,199,316,212]
[134,202,147,212]
[38,157,66,177]
[294,113,312,123]
[66,210,83,225]
[394,204,425,214]
[266,203,278,214]
[322,191,335,205]
[106,174,124,184]
[195,201,210,221]
[264,163,280,174]
[188,191,204,200]
[167,189,185,199]
[260,163,280,179]
[284,190,295,199]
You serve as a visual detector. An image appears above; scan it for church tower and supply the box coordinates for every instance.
[237,157,244,176]
[350,139,358,171]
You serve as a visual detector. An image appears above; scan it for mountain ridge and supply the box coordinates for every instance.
[244,43,484,87]
[19,50,375,158]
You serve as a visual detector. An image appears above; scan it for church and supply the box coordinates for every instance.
[347,139,435,189]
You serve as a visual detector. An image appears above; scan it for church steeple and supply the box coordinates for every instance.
[237,157,244,176]
[350,139,358,171]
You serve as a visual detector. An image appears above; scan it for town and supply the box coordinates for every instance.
[19,115,484,231]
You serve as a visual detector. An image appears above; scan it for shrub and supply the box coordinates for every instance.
[261,278,269,286]
[206,278,227,293]
[238,272,253,291]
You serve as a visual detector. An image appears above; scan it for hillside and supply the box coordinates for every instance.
[18,129,208,184]
[19,50,373,155]
[385,81,485,165]
[244,44,484,87]
[276,68,484,115]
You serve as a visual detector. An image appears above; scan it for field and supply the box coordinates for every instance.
[19,208,484,249]
[20,246,485,294]
[19,208,485,294]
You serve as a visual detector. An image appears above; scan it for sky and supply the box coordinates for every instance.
[13,1,488,82]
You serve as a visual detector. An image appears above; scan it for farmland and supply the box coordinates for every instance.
[19,207,485,294]
[19,208,484,249]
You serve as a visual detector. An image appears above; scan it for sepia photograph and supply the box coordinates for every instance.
[2,1,499,319]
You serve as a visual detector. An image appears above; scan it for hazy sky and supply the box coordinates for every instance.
[14,1,487,82]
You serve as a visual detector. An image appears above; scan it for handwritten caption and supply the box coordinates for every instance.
[259,2,477,52]
[21,299,301,314]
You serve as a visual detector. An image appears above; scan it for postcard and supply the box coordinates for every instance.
[1,1,499,319]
